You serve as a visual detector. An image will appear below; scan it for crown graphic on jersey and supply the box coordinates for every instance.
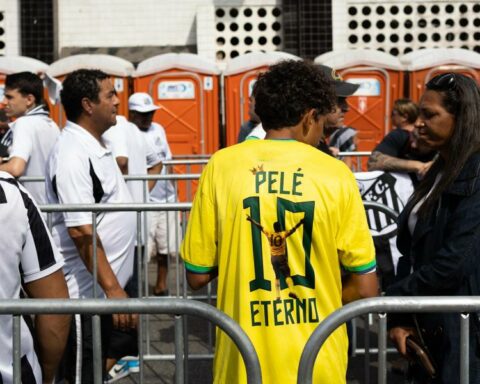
[250,164,264,175]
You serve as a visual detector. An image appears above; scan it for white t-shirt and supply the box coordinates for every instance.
[245,123,266,140]
[45,121,136,298]
[143,122,177,203]
[0,171,64,383]
[103,115,161,203]
[9,106,60,205]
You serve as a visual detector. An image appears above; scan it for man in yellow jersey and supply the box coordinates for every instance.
[181,60,378,384]
[247,214,304,299]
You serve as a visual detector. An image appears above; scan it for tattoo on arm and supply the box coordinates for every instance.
[367,151,421,173]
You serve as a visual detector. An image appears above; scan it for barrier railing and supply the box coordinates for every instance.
[172,154,211,159]
[18,174,201,183]
[19,173,202,203]
[35,190,390,382]
[5,298,262,384]
[298,296,480,384]
[39,203,191,383]
[338,150,372,172]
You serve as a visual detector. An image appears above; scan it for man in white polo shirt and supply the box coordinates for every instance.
[0,171,70,383]
[45,69,137,383]
[128,92,181,297]
[0,72,60,205]
[103,114,162,205]
[102,114,162,379]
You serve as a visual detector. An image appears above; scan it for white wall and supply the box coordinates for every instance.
[57,0,201,48]
[57,0,280,61]
[333,0,480,56]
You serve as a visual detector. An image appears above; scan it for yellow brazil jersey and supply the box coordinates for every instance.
[181,139,375,384]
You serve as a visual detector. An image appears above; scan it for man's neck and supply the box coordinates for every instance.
[74,116,105,142]
[15,104,39,118]
[130,120,149,132]
[264,126,299,141]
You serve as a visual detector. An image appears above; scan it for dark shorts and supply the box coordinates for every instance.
[271,255,291,279]
[60,314,113,384]
[106,248,139,359]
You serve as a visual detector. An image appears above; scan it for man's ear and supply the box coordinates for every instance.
[302,109,317,136]
[25,94,36,108]
[81,97,93,115]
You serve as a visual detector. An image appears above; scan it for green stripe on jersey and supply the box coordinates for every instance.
[184,260,216,274]
[343,260,376,273]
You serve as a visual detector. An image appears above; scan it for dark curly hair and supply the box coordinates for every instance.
[61,69,109,122]
[252,60,336,130]
[5,71,43,106]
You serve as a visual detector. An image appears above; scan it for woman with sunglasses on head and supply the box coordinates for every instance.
[386,73,480,383]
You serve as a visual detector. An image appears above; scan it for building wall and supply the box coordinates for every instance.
[57,0,201,48]
[334,0,480,55]
[57,0,279,62]
[198,0,282,64]
[2,0,479,64]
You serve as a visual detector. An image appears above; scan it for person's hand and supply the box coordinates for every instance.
[416,161,433,179]
[389,326,416,356]
[329,146,340,157]
[105,285,138,330]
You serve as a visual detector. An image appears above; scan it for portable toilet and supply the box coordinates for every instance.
[223,51,302,147]
[0,56,48,101]
[401,48,480,102]
[134,53,220,202]
[314,49,405,154]
[133,53,221,156]
[46,54,134,127]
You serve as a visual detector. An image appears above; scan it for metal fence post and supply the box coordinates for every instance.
[461,313,470,384]
[12,315,21,384]
[377,313,387,384]
[175,314,185,384]
[91,212,102,383]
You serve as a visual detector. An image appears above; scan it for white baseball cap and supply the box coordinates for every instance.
[128,92,160,113]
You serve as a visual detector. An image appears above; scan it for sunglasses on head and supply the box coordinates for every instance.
[426,73,457,91]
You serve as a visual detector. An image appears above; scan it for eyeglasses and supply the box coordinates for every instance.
[426,73,457,91]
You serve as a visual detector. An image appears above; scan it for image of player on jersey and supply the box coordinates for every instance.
[247,214,304,299]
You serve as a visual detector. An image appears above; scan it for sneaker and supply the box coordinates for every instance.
[104,360,130,383]
[127,358,139,373]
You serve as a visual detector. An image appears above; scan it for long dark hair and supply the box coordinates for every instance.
[411,73,480,217]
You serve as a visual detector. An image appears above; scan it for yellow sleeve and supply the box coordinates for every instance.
[180,161,218,273]
[337,171,376,274]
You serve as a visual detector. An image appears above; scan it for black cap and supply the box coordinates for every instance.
[316,64,360,97]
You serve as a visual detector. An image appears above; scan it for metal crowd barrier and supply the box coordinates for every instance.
[172,154,211,159]
[5,298,262,384]
[338,150,371,172]
[40,203,191,383]
[32,174,387,382]
[19,173,201,203]
[17,149,373,199]
[36,193,396,381]
[298,296,480,384]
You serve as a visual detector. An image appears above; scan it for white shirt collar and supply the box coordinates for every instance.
[64,120,111,158]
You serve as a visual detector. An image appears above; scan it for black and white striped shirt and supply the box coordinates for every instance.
[0,171,63,383]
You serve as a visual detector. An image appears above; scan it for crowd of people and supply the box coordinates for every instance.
[1,59,480,384]
[0,69,179,382]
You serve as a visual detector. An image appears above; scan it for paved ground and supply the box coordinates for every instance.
[111,260,408,383]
